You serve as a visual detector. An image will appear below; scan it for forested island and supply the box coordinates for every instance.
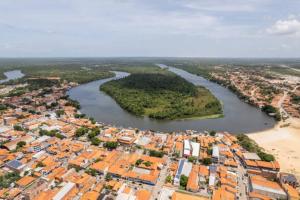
[100,73,222,120]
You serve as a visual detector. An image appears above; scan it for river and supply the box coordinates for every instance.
[0,70,24,84]
[67,66,276,133]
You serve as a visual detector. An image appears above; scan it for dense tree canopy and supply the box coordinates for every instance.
[101,73,222,120]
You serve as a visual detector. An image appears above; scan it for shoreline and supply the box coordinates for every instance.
[248,117,300,179]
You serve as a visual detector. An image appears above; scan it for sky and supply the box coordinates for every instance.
[0,0,300,58]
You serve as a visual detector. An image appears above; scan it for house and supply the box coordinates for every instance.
[183,140,191,157]
[280,173,299,188]
[186,165,199,192]
[5,159,26,172]
[173,159,192,186]
[3,135,34,151]
[249,175,287,200]
[212,146,219,163]
[52,182,77,200]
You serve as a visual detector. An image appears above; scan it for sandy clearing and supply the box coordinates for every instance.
[248,118,300,178]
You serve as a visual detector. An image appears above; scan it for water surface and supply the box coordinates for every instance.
[0,70,24,84]
[68,66,276,133]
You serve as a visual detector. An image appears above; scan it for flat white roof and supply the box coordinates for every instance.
[209,175,216,186]
[243,152,261,160]
[182,161,192,177]
[191,142,200,157]
[184,140,190,150]
[212,146,219,158]
[33,150,46,159]
[252,184,286,196]
[52,182,75,200]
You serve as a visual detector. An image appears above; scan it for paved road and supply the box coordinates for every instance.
[150,157,171,200]
[235,156,248,199]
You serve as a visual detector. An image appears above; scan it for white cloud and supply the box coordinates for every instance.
[267,18,300,36]
[183,0,270,12]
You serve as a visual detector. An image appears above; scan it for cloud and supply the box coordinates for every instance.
[182,0,270,12]
[267,18,300,36]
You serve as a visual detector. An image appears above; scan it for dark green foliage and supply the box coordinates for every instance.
[207,148,213,156]
[74,113,86,118]
[66,99,81,109]
[209,130,216,136]
[149,150,164,158]
[144,161,152,167]
[7,87,27,97]
[261,105,281,121]
[257,151,275,162]
[180,175,188,188]
[105,174,112,181]
[165,175,172,183]
[75,127,89,137]
[55,109,65,117]
[0,104,7,111]
[135,159,143,166]
[13,125,23,131]
[85,168,98,176]
[0,172,21,188]
[91,137,101,146]
[202,158,212,165]
[104,142,118,150]
[39,129,65,139]
[21,66,114,84]
[101,73,222,120]
[27,78,59,91]
[188,156,197,163]
[16,141,26,148]
[291,95,300,104]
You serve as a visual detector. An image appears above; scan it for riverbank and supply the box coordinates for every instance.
[248,117,300,178]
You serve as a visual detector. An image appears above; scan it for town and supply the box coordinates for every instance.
[0,77,299,200]
[210,65,300,120]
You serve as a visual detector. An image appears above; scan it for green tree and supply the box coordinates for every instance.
[55,109,65,117]
[144,161,152,167]
[209,130,216,136]
[149,150,164,158]
[135,159,143,166]
[165,175,172,183]
[75,127,88,137]
[91,137,101,146]
[16,141,26,149]
[202,158,212,166]
[104,142,118,150]
[13,125,23,131]
[180,175,188,188]
[188,156,197,163]
[105,174,112,181]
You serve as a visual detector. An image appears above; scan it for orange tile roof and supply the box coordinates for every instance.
[248,192,272,200]
[81,191,100,200]
[250,175,283,190]
[199,165,209,177]
[136,189,151,200]
[93,183,104,193]
[187,165,199,191]
[90,161,109,172]
[16,176,36,187]
[172,192,208,200]
[282,184,299,199]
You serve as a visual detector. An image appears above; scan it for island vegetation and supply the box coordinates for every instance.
[100,73,222,120]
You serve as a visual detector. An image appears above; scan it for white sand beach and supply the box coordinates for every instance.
[248,118,300,178]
